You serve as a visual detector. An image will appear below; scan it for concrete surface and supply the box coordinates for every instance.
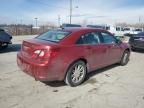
[0,35,144,108]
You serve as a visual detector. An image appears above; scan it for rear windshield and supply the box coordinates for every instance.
[36,30,70,42]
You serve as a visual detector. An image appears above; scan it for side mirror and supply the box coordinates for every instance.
[115,36,122,44]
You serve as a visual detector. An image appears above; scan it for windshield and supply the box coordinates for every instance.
[36,30,70,42]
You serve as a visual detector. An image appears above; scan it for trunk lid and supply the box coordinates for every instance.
[21,38,58,59]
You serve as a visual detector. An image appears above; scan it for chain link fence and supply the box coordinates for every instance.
[0,24,57,36]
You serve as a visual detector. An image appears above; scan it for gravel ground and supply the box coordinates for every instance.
[0,35,144,108]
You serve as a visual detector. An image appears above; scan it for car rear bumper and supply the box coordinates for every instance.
[17,52,64,81]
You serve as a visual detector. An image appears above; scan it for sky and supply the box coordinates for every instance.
[0,0,144,26]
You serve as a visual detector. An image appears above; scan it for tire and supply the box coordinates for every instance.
[65,61,87,87]
[131,47,135,51]
[120,50,130,66]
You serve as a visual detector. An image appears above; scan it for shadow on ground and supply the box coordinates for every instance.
[42,64,118,87]
[0,44,21,53]
[84,64,118,85]
[42,81,66,87]
[132,49,144,53]
[86,64,118,80]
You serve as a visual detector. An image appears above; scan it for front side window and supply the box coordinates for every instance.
[76,32,100,45]
[36,30,70,42]
[101,32,116,44]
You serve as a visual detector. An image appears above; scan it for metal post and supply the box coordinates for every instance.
[70,0,72,24]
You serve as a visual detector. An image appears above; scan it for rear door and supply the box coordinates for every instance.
[100,32,122,65]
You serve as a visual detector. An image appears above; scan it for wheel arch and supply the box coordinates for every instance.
[125,48,130,52]
[120,48,130,59]
[63,58,88,80]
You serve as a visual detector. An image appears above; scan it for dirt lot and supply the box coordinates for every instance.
[0,35,144,108]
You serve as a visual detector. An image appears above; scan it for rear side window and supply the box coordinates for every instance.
[36,30,70,42]
[76,32,100,45]
[101,32,116,44]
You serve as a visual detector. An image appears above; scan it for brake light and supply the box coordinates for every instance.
[34,50,45,57]
[32,47,60,61]
[32,49,46,59]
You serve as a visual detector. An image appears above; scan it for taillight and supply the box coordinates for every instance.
[32,49,47,59]
[34,50,45,57]
[32,47,60,61]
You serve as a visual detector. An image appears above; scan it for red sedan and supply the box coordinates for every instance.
[17,28,130,86]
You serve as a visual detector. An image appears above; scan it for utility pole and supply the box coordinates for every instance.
[34,18,38,34]
[20,19,23,35]
[139,16,141,24]
[70,0,72,24]
[20,19,23,25]
[139,16,142,28]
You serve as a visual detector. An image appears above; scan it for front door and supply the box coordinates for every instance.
[100,32,122,65]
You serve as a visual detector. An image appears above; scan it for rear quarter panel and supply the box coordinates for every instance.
[48,45,88,80]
